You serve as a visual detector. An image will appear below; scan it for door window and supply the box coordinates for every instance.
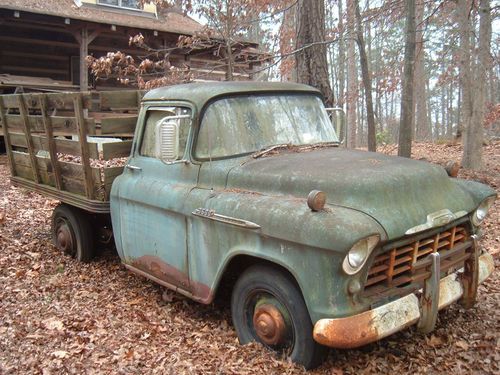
[140,107,191,159]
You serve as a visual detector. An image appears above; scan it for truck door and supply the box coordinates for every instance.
[115,105,199,292]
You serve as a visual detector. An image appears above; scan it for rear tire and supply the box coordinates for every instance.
[52,204,94,262]
[231,264,327,369]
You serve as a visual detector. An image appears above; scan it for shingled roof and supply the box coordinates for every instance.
[0,0,204,35]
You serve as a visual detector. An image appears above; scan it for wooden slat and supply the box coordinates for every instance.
[100,116,138,135]
[102,140,133,159]
[73,95,94,199]
[39,96,63,190]
[0,97,16,176]
[100,90,144,110]
[0,93,92,110]
[5,115,95,135]
[12,151,101,196]
[9,132,99,159]
[103,166,124,198]
[387,248,396,283]
[17,95,40,183]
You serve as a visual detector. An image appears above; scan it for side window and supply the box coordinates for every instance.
[140,107,191,159]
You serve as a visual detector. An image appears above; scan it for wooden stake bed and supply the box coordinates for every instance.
[0,90,145,213]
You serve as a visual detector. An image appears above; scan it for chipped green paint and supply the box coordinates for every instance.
[110,82,496,326]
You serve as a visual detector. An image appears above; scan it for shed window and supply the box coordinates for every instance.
[98,0,140,10]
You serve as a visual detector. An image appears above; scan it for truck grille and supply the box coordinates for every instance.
[364,225,471,296]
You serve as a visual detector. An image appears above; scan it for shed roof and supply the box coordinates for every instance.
[143,82,321,110]
[0,0,204,35]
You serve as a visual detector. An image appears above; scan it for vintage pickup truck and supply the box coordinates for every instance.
[0,82,496,369]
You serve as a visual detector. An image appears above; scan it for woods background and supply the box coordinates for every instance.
[90,0,499,170]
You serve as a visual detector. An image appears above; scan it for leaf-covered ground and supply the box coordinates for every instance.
[0,142,498,374]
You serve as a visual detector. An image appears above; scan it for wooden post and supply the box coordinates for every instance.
[79,27,89,91]
[73,94,94,199]
[0,97,15,176]
[39,95,63,190]
[17,95,41,183]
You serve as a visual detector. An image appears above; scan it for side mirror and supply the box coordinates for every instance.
[326,107,346,146]
[155,120,179,162]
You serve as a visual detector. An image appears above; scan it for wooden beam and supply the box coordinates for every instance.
[0,36,77,49]
[17,95,41,183]
[73,94,94,199]
[39,96,63,190]
[0,97,16,176]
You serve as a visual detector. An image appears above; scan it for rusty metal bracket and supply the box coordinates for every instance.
[460,234,479,309]
[418,252,440,334]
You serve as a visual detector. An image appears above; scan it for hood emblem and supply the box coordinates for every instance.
[405,209,468,235]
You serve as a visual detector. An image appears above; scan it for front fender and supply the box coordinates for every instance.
[453,179,497,207]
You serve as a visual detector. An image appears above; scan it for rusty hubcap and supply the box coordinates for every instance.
[56,222,74,253]
[253,303,287,346]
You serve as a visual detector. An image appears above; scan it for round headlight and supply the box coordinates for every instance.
[342,235,380,275]
[472,196,496,226]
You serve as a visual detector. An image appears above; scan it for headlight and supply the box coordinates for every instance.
[342,235,380,275]
[472,196,496,226]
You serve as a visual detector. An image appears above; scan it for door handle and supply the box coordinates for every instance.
[125,164,142,171]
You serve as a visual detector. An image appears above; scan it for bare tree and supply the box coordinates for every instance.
[355,0,376,152]
[295,0,335,107]
[460,0,490,169]
[346,0,357,148]
[414,0,429,141]
[398,0,416,158]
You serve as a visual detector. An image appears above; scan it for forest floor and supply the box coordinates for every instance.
[0,142,499,374]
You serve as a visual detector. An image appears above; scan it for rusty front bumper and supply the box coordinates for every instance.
[313,250,495,349]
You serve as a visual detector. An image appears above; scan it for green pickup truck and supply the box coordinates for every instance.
[1,82,496,369]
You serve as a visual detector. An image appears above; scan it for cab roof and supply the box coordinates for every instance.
[142,82,321,111]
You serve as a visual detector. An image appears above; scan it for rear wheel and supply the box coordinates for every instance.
[231,265,327,369]
[52,204,94,262]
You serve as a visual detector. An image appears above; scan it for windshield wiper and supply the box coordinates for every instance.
[252,144,291,159]
[298,141,340,150]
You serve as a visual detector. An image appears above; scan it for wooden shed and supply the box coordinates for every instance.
[0,0,263,94]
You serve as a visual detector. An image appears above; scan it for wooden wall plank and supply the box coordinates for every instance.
[102,141,133,159]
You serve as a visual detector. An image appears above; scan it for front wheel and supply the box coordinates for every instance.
[231,265,327,369]
[52,204,94,262]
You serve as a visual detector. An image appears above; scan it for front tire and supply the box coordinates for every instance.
[231,265,327,369]
[52,204,94,262]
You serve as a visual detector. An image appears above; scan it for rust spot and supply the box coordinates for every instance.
[131,255,212,303]
[314,310,378,349]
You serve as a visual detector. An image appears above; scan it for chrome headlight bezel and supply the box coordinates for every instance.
[472,196,496,226]
[342,235,380,275]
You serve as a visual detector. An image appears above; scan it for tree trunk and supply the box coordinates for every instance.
[462,0,490,169]
[414,0,429,141]
[398,0,416,158]
[295,0,335,107]
[354,0,376,152]
[346,0,357,148]
[338,0,346,108]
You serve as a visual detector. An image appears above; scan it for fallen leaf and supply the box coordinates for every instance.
[52,350,69,359]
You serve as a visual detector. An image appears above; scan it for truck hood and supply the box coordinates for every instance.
[226,148,479,240]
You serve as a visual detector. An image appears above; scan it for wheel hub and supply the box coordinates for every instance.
[253,303,287,345]
[56,223,73,252]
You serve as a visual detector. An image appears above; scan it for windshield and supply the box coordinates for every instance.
[195,94,338,159]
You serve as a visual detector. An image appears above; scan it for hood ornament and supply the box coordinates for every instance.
[405,209,468,235]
